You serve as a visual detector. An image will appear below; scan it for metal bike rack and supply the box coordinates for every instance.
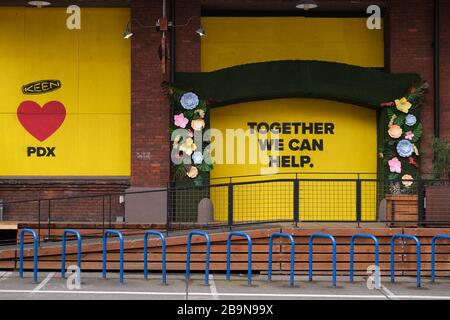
[431,234,450,282]
[391,234,421,288]
[19,229,39,284]
[309,234,337,287]
[102,230,125,284]
[268,233,295,287]
[61,229,82,279]
[226,232,252,287]
[144,231,167,284]
[349,234,379,285]
[186,231,211,285]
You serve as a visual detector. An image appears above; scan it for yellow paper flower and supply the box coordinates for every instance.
[402,174,414,187]
[388,125,403,139]
[395,97,412,114]
[194,109,205,118]
[179,138,197,156]
[413,145,420,156]
[173,135,181,148]
[191,118,205,131]
[186,166,199,178]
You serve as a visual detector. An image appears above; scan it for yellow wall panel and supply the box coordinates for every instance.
[0,7,130,176]
[201,17,384,71]
[203,17,383,221]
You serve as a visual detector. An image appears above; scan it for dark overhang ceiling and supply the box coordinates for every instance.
[0,0,131,7]
[0,0,387,11]
[201,0,388,13]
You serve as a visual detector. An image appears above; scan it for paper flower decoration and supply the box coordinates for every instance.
[194,109,205,118]
[405,131,414,141]
[397,140,414,158]
[186,166,199,178]
[402,174,414,187]
[179,138,197,156]
[173,135,182,148]
[405,114,417,127]
[174,113,189,128]
[388,125,403,139]
[191,118,205,131]
[192,151,204,164]
[180,92,199,110]
[395,97,412,114]
[388,157,402,174]
[413,145,420,156]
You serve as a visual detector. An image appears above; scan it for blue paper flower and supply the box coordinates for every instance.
[397,140,414,158]
[192,151,204,164]
[180,92,199,110]
[405,114,417,127]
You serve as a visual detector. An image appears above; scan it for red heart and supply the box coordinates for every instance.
[17,101,66,142]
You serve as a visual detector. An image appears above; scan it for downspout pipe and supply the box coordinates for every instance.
[434,0,440,138]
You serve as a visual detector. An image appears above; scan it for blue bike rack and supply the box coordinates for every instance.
[144,231,167,284]
[349,234,379,283]
[309,234,337,287]
[19,229,39,284]
[391,234,421,288]
[226,232,252,287]
[102,230,124,284]
[268,233,295,287]
[185,231,211,285]
[431,234,450,282]
[61,229,82,279]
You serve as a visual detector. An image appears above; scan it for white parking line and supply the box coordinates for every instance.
[380,284,397,300]
[0,272,12,281]
[209,275,219,300]
[32,272,55,293]
[1,289,449,299]
[0,290,389,299]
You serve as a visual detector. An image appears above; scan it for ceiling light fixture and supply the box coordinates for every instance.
[123,22,133,39]
[28,1,51,8]
[196,26,206,37]
[296,0,318,11]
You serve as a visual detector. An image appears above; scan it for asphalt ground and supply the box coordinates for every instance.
[0,271,449,300]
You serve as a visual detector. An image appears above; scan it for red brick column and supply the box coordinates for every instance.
[389,0,448,174]
[439,0,450,139]
[130,0,200,188]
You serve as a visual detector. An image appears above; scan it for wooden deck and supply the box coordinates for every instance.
[0,223,449,277]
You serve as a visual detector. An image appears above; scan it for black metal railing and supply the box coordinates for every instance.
[1,174,449,245]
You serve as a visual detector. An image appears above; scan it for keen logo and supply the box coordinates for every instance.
[22,80,61,95]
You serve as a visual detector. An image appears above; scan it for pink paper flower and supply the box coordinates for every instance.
[405,131,414,141]
[174,113,189,128]
[388,157,402,174]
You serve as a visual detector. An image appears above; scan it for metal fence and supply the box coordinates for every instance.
[167,177,450,228]
[1,176,449,243]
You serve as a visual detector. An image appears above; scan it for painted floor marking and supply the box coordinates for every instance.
[209,275,219,300]
[32,272,55,293]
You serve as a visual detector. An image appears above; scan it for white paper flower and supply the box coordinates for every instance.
[192,151,204,164]
[180,92,199,110]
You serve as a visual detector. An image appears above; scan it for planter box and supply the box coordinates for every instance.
[424,185,450,226]
[385,194,418,227]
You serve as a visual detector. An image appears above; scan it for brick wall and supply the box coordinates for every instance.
[130,0,200,188]
[0,179,128,222]
[439,0,450,139]
[389,0,450,175]
[1,0,447,222]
